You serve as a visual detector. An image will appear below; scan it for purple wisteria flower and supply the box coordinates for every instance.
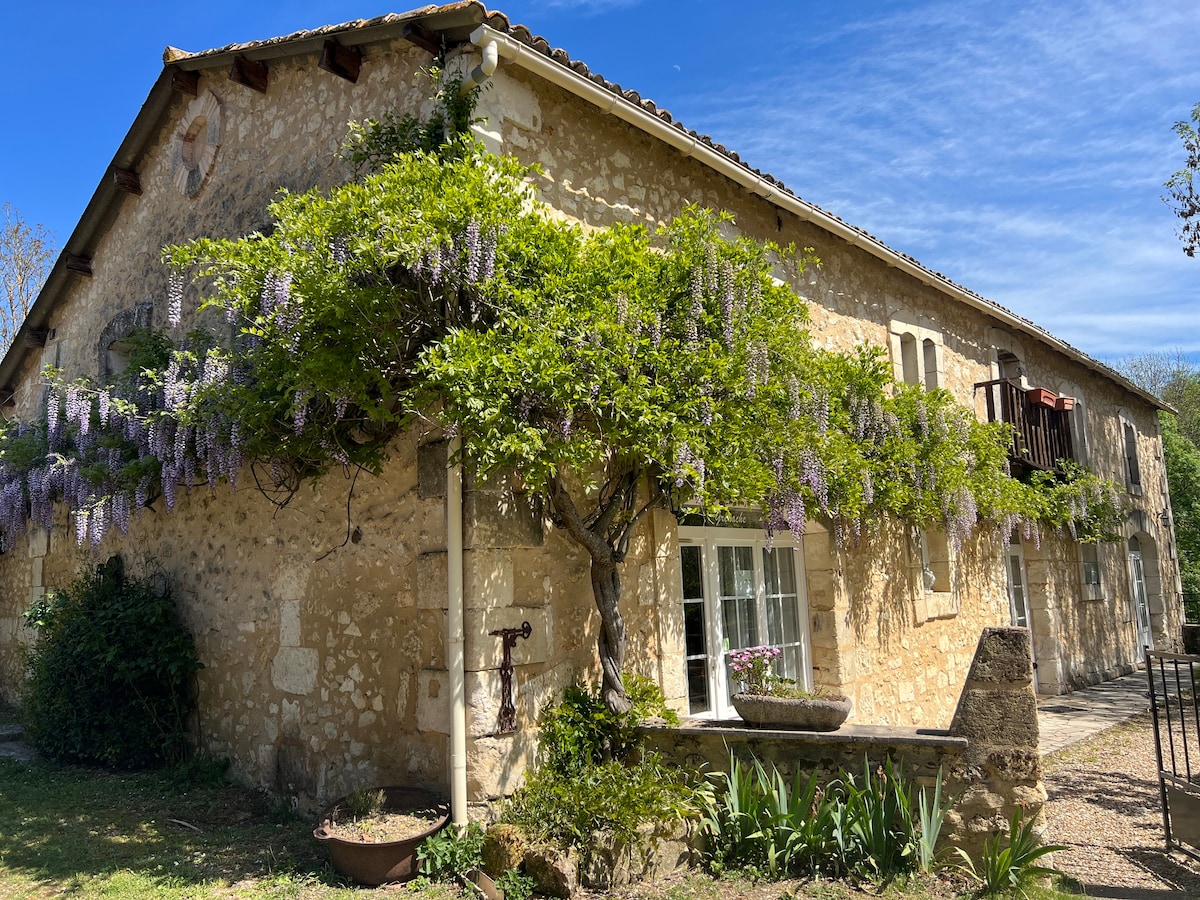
[167,272,184,329]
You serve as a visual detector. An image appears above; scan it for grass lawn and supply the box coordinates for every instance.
[0,749,1080,899]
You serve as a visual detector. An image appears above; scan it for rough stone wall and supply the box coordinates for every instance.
[0,40,613,809]
[802,525,1012,728]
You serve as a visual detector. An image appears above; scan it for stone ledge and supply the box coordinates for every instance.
[642,720,968,750]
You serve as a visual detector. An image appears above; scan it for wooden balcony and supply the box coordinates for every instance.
[974,379,1075,473]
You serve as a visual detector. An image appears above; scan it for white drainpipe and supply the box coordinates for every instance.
[447,435,467,826]
[460,34,499,95]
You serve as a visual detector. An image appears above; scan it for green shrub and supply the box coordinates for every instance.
[536,673,678,773]
[22,556,201,768]
[701,753,953,882]
[961,809,1066,897]
[417,822,484,881]
[699,751,836,878]
[500,676,695,860]
[494,868,535,900]
[503,752,696,852]
[914,767,955,873]
[831,757,918,879]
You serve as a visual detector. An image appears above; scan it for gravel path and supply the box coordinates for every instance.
[1043,713,1200,898]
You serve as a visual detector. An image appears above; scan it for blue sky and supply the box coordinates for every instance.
[2,0,1197,362]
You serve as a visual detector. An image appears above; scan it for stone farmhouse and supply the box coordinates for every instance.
[0,3,1182,810]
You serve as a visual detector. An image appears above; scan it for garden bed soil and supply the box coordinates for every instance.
[318,806,443,843]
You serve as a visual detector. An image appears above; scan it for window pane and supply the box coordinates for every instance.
[681,545,704,599]
[777,644,802,683]
[1008,553,1028,627]
[782,593,800,644]
[684,600,707,657]
[686,658,709,714]
[723,595,757,650]
[762,547,796,595]
[719,546,755,599]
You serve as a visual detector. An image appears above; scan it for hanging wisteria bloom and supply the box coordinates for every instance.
[167,271,185,329]
[293,390,311,435]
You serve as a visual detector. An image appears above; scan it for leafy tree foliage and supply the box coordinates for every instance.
[1165,102,1200,257]
[1162,415,1200,599]
[0,202,54,353]
[1114,352,1200,605]
[0,141,1125,712]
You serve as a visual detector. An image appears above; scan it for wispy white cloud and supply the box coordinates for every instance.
[659,0,1200,357]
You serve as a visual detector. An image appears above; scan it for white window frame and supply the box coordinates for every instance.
[677,525,811,720]
[912,528,959,622]
[888,317,943,390]
[1080,542,1103,601]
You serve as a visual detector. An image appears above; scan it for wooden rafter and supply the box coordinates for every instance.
[229,56,268,94]
[64,253,93,277]
[403,23,442,55]
[171,69,200,96]
[319,39,362,83]
[111,167,142,196]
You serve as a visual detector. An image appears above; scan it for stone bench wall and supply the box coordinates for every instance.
[642,627,1043,862]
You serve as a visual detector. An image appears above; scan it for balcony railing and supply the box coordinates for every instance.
[974,379,1075,472]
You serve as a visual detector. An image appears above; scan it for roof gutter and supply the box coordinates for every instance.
[467,24,1165,412]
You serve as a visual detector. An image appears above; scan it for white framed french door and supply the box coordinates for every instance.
[1004,540,1038,692]
[678,526,812,719]
[1129,539,1153,661]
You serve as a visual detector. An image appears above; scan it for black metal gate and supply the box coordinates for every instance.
[1148,649,1200,861]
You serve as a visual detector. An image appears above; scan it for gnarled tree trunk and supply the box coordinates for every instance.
[547,471,633,713]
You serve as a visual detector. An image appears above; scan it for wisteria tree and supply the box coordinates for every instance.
[0,141,1125,713]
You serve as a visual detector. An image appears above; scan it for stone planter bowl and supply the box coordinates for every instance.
[731,692,852,731]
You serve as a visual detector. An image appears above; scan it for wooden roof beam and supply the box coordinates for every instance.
[64,253,93,277]
[110,166,142,196]
[230,56,268,93]
[171,68,199,96]
[403,23,442,55]
[319,39,362,83]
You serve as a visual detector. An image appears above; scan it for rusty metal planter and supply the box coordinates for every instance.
[314,787,449,885]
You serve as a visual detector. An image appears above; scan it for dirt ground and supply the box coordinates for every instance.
[1043,712,1200,898]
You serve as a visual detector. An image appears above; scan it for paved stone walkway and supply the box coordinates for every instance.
[1037,670,1153,755]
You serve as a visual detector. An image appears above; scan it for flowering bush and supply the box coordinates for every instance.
[729,645,782,695]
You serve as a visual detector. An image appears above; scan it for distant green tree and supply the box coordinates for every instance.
[1165,102,1200,257]
[1115,353,1200,612]
[1163,416,1200,603]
